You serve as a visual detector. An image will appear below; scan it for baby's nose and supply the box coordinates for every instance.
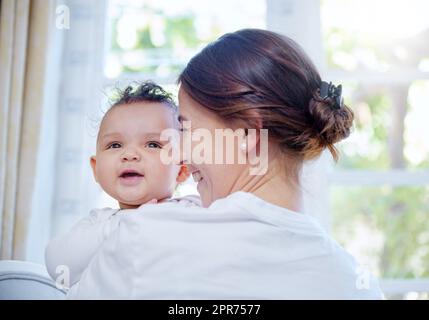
[122,149,141,161]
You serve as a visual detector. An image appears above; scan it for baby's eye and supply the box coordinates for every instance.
[107,142,122,149]
[146,141,162,149]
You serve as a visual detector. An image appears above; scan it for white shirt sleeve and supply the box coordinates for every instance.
[44,208,122,287]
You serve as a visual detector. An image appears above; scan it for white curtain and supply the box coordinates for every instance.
[50,0,107,239]
[0,0,58,260]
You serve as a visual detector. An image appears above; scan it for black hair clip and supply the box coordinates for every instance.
[320,81,343,109]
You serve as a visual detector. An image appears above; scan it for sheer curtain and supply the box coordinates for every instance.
[0,0,60,261]
[50,0,107,240]
[0,0,108,263]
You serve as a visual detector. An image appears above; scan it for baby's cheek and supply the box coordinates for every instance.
[156,165,173,185]
[158,164,179,187]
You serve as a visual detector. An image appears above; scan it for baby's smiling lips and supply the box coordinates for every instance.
[119,169,144,186]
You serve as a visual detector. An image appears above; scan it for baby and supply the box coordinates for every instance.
[45,81,200,291]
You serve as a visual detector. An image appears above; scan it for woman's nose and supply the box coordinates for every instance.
[176,134,191,166]
[175,130,193,165]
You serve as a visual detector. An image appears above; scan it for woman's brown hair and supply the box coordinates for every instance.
[178,28,353,163]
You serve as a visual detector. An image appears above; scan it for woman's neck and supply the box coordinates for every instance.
[231,157,303,212]
[250,176,302,212]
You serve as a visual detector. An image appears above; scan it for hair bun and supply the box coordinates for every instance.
[305,96,354,161]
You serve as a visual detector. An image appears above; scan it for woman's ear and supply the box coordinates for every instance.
[245,128,260,154]
[235,111,262,155]
[176,164,190,183]
[244,117,263,155]
[90,156,98,182]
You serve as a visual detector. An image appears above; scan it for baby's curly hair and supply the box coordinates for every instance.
[110,81,177,111]
[97,81,178,142]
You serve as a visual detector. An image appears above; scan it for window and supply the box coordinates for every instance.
[104,0,266,84]
[322,0,429,299]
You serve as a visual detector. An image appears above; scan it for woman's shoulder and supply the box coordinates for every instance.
[212,191,329,235]
[118,192,333,258]
[124,191,326,233]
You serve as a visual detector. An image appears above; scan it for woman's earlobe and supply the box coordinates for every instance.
[242,113,262,154]
[240,142,247,151]
[245,128,260,154]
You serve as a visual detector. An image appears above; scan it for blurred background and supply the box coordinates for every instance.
[0,0,428,299]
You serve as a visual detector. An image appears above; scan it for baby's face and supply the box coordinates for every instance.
[91,102,184,208]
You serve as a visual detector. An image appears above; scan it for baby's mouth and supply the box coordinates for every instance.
[119,169,144,185]
[120,172,143,178]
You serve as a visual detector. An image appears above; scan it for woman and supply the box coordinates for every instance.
[69,29,383,299]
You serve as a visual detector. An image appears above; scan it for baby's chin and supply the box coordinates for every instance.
[113,191,151,208]
[112,187,173,208]
[117,196,149,208]
[118,202,143,209]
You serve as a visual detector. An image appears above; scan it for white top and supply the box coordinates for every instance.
[48,192,383,299]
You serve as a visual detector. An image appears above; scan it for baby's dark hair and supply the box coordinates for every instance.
[97,81,178,142]
[110,81,177,111]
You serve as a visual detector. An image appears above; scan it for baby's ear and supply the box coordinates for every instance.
[90,156,98,182]
[176,164,190,183]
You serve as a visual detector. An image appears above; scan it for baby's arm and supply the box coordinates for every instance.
[45,208,123,287]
